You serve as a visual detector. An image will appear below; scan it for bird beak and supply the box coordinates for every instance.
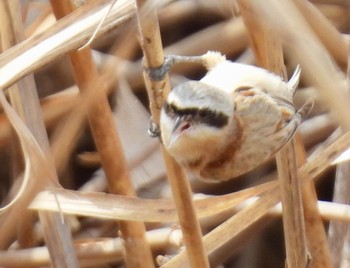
[169,117,190,147]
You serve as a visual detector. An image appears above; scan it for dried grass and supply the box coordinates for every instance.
[0,0,349,267]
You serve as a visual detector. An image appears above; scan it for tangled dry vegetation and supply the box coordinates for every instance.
[0,0,349,267]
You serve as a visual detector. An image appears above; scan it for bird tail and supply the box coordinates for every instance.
[277,98,314,148]
[287,65,301,95]
[296,98,314,120]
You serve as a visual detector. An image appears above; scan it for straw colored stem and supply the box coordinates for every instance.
[310,0,349,5]
[276,142,309,268]
[0,227,182,267]
[136,2,209,267]
[294,134,333,268]
[163,185,281,267]
[238,1,309,267]
[242,198,350,223]
[314,3,349,32]
[165,128,350,266]
[0,1,79,266]
[235,3,287,76]
[0,85,334,152]
[0,0,135,90]
[126,17,248,91]
[260,0,350,131]
[328,161,350,267]
[293,0,349,69]
[0,0,36,249]
[25,183,350,224]
[50,1,153,267]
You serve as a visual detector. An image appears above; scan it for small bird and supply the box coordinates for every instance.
[160,51,312,182]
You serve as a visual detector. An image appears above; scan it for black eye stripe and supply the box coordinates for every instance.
[163,102,229,128]
[163,102,177,118]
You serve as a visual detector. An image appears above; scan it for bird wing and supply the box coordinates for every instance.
[231,86,304,166]
[233,86,292,131]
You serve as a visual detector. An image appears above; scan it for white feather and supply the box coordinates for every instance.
[200,61,296,101]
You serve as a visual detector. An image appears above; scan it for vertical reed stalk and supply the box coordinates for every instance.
[0,1,79,267]
[238,1,309,267]
[295,133,333,268]
[49,1,154,267]
[136,1,210,267]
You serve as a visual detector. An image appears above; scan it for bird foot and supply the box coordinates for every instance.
[144,55,205,81]
[148,118,161,138]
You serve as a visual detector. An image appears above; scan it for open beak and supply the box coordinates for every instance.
[169,117,190,147]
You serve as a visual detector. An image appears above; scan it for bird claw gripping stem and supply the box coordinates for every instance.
[148,117,161,139]
[144,54,205,81]
[144,56,174,81]
[144,53,211,140]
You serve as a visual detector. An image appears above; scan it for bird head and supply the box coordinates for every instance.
[160,81,233,162]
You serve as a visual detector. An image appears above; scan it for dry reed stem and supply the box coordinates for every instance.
[42,91,98,175]
[164,126,350,266]
[0,88,333,156]
[24,3,52,37]
[240,198,350,223]
[327,5,350,260]
[27,183,350,223]
[315,3,350,31]
[3,102,350,266]
[0,0,162,265]
[146,1,348,263]
[136,1,209,267]
[40,87,78,128]
[30,181,275,222]
[0,227,182,267]
[247,1,350,266]
[162,185,281,267]
[49,1,153,267]
[276,142,309,268]
[257,0,350,131]
[328,162,350,267]
[25,125,350,267]
[293,0,349,69]
[238,1,309,267]
[126,17,248,91]
[294,133,333,268]
[0,84,332,156]
[0,1,79,266]
[0,0,134,90]
[0,0,36,249]
[28,196,350,268]
[0,1,347,267]
[0,87,79,266]
[299,114,337,147]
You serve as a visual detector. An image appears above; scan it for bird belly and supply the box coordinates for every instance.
[198,136,276,181]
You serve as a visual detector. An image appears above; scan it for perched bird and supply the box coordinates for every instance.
[160,51,312,182]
